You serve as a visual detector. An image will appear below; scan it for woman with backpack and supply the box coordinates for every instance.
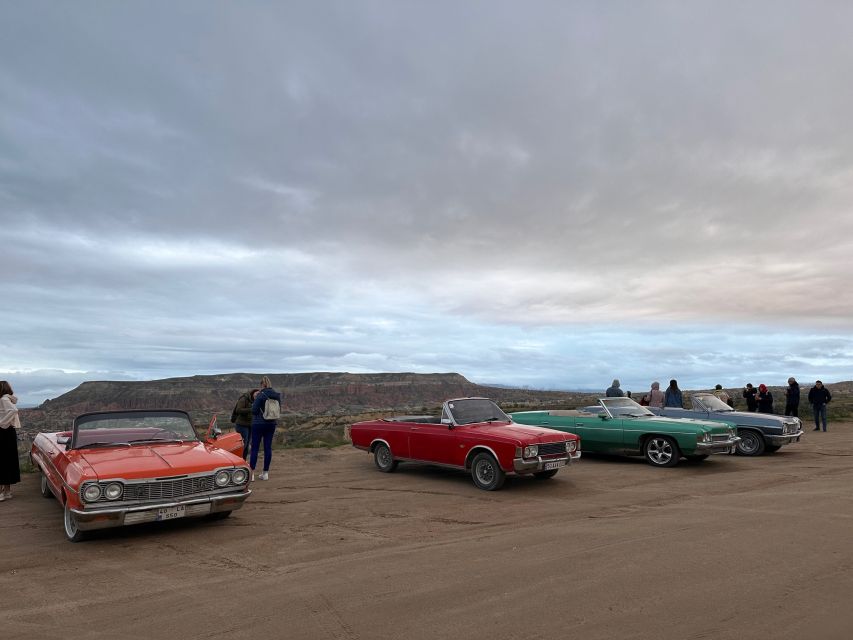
[250,376,282,481]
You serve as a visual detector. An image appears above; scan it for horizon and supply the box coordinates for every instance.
[3,3,853,406]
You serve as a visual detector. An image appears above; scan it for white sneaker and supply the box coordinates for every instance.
[250,472,255,482]
[3,491,10,500]
[0,494,5,502]
[259,471,269,481]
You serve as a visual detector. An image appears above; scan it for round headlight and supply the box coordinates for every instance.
[82,484,102,502]
[232,468,248,485]
[104,482,123,500]
[566,440,577,453]
[215,470,231,487]
[523,445,538,458]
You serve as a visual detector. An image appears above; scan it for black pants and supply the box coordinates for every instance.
[0,427,21,485]
[784,403,799,419]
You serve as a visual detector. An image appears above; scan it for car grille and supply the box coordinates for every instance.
[538,442,569,456]
[711,434,733,442]
[94,475,216,503]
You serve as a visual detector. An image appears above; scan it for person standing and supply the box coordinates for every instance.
[756,384,774,413]
[784,377,800,419]
[605,379,624,397]
[644,381,665,408]
[0,380,22,501]
[231,388,258,461]
[664,379,683,408]
[807,380,832,432]
[713,384,733,407]
[742,383,758,412]
[250,376,282,480]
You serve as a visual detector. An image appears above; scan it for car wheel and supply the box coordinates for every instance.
[643,436,680,467]
[63,503,88,543]
[534,469,559,479]
[471,452,506,490]
[685,454,709,463]
[736,430,766,456]
[40,473,53,499]
[764,444,781,453]
[373,443,398,473]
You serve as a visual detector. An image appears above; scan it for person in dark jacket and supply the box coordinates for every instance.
[742,383,758,412]
[664,379,683,408]
[784,377,800,419]
[250,376,282,480]
[808,380,832,431]
[232,389,258,460]
[756,384,774,413]
[605,379,624,397]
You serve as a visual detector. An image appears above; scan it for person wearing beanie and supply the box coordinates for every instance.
[756,384,774,414]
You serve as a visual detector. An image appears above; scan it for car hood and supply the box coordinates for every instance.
[461,421,576,443]
[79,441,242,480]
[706,410,793,425]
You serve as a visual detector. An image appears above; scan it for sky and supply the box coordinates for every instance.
[2,1,853,406]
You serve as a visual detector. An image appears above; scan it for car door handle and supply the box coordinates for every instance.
[410,427,419,431]
[540,421,550,425]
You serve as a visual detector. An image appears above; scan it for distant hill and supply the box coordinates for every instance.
[17,373,853,444]
[17,372,593,437]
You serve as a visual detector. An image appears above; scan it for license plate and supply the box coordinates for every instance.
[156,505,186,521]
[544,460,566,470]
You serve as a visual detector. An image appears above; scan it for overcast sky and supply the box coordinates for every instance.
[2,1,853,406]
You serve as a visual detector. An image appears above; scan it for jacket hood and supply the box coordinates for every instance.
[2,394,17,404]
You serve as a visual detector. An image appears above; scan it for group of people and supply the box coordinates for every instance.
[230,376,283,481]
[608,376,834,432]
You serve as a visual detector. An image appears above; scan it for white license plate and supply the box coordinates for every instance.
[156,505,186,521]
[544,460,566,470]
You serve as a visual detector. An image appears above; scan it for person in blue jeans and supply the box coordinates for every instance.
[250,376,281,480]
[232,388,258,460]
[808,380,832,432]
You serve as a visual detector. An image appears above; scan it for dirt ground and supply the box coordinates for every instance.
[2,424,853,640]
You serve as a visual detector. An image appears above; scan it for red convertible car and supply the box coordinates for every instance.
[30,410,251,542]
[350,397,581,490]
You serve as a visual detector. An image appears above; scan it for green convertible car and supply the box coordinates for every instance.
[512,397,740,467]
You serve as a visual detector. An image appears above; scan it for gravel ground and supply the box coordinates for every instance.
[2,424,852,639]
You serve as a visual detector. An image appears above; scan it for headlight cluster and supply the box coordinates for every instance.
[81,481,124,503]
[216,468,250,486]
[699,432,711,443]
[566,440,577,453]
[523,445,538,458]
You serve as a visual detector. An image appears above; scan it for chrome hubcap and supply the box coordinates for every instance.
[377,447,391,467]
[740,433,758,453]
[64,505,78,538]
[647,438,673,464]
[475,460,495,484]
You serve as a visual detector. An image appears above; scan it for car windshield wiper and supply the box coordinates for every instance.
[127,438,186,445]
[76,441,132,449]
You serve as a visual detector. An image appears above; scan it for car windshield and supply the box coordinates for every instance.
[447,399,510,425]
[600,397,655,418]
[72,411,198,449]
[694,394,734,412]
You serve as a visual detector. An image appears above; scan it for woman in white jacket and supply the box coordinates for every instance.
[0,380,22,501]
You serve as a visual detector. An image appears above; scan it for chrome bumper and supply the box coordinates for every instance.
[70,490,251,531]
[767,430,804,445]
[513,451,581,474]
[695,437,741,455]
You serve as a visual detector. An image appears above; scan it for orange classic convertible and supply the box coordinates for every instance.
[30,409,251,542]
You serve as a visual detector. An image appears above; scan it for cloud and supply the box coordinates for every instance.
[2,2,853,397]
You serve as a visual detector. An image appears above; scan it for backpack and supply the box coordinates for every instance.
[262,394,281,420]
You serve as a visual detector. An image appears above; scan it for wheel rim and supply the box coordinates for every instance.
[475,459,495,485]
[740,432,759,454]
[377,446,391,468]
[64,505,78,539]
[647,438,674,465]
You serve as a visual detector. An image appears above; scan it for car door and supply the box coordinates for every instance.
[570,415,621,453]
[408,410,457,465]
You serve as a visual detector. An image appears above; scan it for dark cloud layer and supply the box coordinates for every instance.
[2,2,853,404]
